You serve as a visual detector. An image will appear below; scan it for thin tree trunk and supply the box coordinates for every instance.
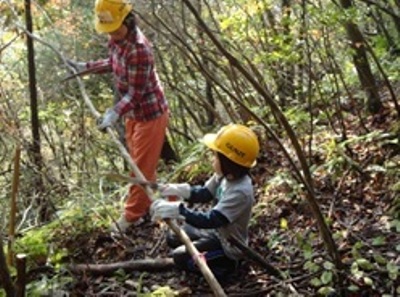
[338,0,383,114]
[0,235,15,297]
[8,145,21,267]
[278,0,295,106]
[25,0,49,222]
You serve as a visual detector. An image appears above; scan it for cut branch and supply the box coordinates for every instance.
[69,258,175,275]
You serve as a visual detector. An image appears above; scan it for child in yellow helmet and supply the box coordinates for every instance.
[150,124,260,280]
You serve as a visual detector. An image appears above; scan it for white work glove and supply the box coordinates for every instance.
[98,108,119,132]
[158,183,191,200]
[150,200,184,221]
[66,59,87,72]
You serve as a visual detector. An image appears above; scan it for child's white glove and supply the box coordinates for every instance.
[150,200,184,221]
[158,183,191,200]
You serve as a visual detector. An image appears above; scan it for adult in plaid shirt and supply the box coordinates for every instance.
[69,0,169,233]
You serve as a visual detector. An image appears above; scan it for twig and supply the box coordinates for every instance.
[148,227,166,258]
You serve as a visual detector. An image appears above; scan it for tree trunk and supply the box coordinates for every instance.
[25,0,49,222]
[338,0,383,114]
[391,1,400,41]
[0,235,15,297]
[278,0,295,106]
[197,1,215,126]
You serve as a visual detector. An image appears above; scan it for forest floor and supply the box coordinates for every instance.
[31,98,399,296]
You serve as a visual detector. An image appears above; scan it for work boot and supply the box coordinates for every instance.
[110,215,144,234]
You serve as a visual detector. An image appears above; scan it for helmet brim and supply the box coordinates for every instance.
[202,133,218,151]
[95,20,123,33]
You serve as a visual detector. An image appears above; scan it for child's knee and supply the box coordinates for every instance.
[171,246,192,270]
[166,232,181,248]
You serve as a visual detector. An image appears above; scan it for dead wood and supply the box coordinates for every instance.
[69,258,175,275]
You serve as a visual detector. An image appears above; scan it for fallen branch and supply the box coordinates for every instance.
[69,258,174,275]
[228,236,299,294]
[228,235,283,279]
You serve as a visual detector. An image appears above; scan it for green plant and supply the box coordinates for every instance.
[14,228,51,267]
[25,274,73,297]
[165,142,212,182]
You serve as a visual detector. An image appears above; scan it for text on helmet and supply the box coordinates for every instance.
[97,11,114,24]
[225,142,245,159]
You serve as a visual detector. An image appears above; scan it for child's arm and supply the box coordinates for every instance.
[179,206,229,229]
[187,186,214,203]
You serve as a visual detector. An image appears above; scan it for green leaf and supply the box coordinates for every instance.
[304,260,320,273]
[348,285,359,292]
[317,286,334,295]
[351,262,364,279]
[321,271,333,285]
[310,277,322,287]
[323,261,335,270]
[373,254,387,265]
[372,236,386,246]
[302,242,313,260]
[390,219,400,232]
[387,262,399,280]
[149,286,177,297]
[356,258,374,270]
[363,276,373,287]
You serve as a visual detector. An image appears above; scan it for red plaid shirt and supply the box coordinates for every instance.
[88,28,168,121]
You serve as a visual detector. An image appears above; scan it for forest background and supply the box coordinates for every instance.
[0,0,399,296]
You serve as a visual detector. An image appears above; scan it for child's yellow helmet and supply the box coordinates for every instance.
[94,0,132,33]
[203,124,260,168]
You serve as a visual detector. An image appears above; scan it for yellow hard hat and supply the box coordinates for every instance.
[94,0,132,33]
[203,124,260,168]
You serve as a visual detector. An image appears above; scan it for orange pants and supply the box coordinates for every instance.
[124,112,169,222]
